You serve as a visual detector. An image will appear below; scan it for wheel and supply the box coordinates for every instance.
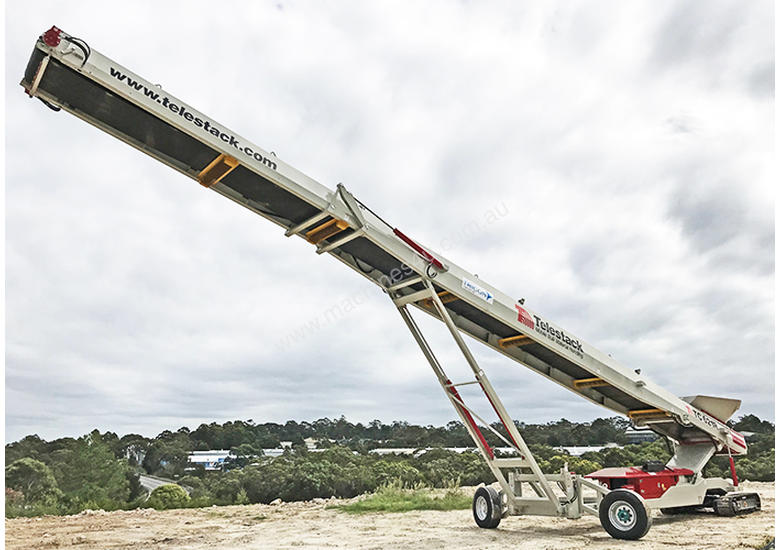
[472,486,502,529]
[599,489,652,540]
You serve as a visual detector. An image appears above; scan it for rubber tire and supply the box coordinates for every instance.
[599,489,652,540]
[472,486,502,529]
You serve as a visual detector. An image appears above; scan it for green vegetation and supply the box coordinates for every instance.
[751,535,775,550]
[5,458,62,516]
[147,484,191,510]
[339,483,471,514]
[192,446,492,506]
[5,414,773,518]
[5,430,144,517]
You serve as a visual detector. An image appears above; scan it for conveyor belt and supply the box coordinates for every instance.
[20,27,748,457]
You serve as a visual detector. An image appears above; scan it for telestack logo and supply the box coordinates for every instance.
[515,305,534,329]
[516,305,584,359]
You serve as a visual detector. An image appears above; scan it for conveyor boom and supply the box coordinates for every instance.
[21,26,753,490]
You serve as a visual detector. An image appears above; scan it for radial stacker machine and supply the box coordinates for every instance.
[21,27,761,540]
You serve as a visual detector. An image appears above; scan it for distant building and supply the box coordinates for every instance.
[187,450,233,470]
[624,428,657,443]
[370,445,623,458]
[554,444,619,456]
[371,447,495,457]
[259,445,330,458]
[124,446,146,465]
[261,448,285,458]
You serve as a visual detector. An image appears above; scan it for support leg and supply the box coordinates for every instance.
[421,280,562,513]
[391,280,569,518]
[394,305,513,500]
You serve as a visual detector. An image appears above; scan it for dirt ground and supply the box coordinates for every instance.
[5,481,774,550]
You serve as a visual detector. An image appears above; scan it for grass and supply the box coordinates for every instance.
[337,485,472,514]
[753,535,774,550]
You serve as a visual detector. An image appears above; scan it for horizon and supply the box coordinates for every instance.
[6,411,771,445]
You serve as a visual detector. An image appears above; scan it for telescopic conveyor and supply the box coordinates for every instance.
[21,27,760,539]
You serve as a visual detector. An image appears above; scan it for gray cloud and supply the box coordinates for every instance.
[650,2,742,70]
[668,183,748,252]
[747,62,774,97]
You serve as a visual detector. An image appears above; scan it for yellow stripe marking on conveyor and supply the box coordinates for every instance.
[573,377,610,389]
[627,408,670,419]
[498,334,533,348]
[198,153,239,188]
[422,291,459,308]
[305,218,350,244]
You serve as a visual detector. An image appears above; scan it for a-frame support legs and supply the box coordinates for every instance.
[391,279,565,516]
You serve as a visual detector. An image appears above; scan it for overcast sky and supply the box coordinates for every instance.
[5,1,774,443]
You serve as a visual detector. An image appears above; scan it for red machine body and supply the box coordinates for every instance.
[586,466,694,500]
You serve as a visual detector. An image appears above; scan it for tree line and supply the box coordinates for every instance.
[5,414,774,516]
